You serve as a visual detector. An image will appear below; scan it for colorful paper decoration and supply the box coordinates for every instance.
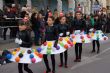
[47,50,51,55]
[31,58,36,63]
[27,50,32,54]
[64,44,69,49]
[19,53,23,58]
[12,51,16,55]
[6,54,12,59]
[37,48,42,53]
[15,57,20,62]
[30,54,34,59]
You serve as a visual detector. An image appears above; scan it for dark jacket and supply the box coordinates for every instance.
[94,19,102,30]
[16,30,32,48]
[45,25,58,47]
[58,23,70,37]
[71,18,86,32]
[45,25,58,41]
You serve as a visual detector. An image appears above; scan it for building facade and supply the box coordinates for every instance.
[0,0,110,14]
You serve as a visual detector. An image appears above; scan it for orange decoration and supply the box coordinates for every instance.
[16,48,20,52]
[34,52,39,56]
[72,35,75,38]
[64,44,69,49]
[15,57,20,62]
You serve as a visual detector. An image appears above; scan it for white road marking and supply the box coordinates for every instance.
[71,48,110,70]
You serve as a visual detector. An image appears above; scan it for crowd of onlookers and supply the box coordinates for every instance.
[0,4,110,45]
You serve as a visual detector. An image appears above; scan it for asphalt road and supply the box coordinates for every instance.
[0,34,110,73]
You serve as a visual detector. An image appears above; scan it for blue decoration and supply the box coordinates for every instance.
[70,38,73,42]
[6,54,12,59]
[102,34,105,37]
[37,48,42,53]
[84,32,87,34]
[56,46,60,50]
[30,54,34,59]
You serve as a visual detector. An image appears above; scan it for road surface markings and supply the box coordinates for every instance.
[71,48,110,70]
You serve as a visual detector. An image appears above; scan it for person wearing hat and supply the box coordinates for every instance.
[71,11,86,62]
[15,19,33,73]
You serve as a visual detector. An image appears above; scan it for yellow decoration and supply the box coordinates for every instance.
[47,42,52,47]
[91,33,94,37]
[73,41,76,45]
[12,51,16,55]
[65,37,69,41]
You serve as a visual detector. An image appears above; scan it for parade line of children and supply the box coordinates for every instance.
[4,11,108,73]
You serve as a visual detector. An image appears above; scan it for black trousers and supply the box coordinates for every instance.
[92,40,100,51]
[18,63,33,73]
[3,28,9,40]
[75,43,82,59]
[43,54,55,72]
[60,50,68,65]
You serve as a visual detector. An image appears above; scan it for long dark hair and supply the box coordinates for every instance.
[59,16,68,24]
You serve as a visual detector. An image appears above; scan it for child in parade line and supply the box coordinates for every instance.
[71,11,86,62]
[91,15,101,54]
[15,19,33,73]
[43,16,58,73]
[58,16,70,68]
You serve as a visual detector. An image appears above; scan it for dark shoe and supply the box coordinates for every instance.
[59,64,63,67]
[4,38,6,40]
[65,65,68,68]
[52,71,55,73]
[97,50,100,54]
[74,59,78,62]
[44,69,51,73]
[91,50,95,53]
[77,59,81,62]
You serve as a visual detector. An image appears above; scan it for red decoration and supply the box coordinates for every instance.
[64,44,69,49]
[70,43,73,47]
[59,37,63,41]
[38,53,43,58]
[67,40,71,44]
[104,37,107,40]
[87,34,91,38]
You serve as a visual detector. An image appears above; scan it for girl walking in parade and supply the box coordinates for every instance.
[91,15,101,54]
[15,19,33,73]
[58,16,70,68]
[71,11,86,62]
[43,16,58,73]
